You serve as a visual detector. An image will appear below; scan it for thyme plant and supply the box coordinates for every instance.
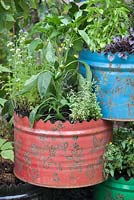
[69,78,102,122]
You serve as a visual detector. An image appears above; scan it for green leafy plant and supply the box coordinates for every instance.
[103,127,134,179]
[78,0,130,51]
[0,138,14,162]
[6,3,102,126]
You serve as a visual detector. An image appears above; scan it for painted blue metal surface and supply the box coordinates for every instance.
[79,49,134,121]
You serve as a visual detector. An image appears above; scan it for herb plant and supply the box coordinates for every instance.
[78,0,130,51]
[103,127,134,179]
[69,75,102,122]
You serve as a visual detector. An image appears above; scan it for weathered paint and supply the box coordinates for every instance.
[14,113,112,188]
[94,177,134,200]
[79,49,134,121]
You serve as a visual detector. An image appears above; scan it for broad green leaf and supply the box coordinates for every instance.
[100,42,106,49]
[127,169,131,177]
[121,141,126,149]
[110,170,114,177]
[0,98,7,106]
[60,98,69,106]
[50,30,59,39]
[99,9,104,15]
[37,71,52,99]
[75,10,82,19]
[78,74,86,90]
[0,65,11,73]
[0,0,10,10]
[0,139,6,149]
[73,38,83,52]
[46,41,55,64]
[29,105,40,128]
[1,150,14,162]
[25,74,39,86]
[44,114,52,122]
[18,1,29,14]
[79,60,92,83]
[60,17,70,25]
[6,14,15,22]
[2,99,14,116]
[1,141,13,151]
[29,0,37,9]
[78,30,90,46]
[18,74,39,95]
[28,38,43,55]
[46,15,60,25]
[87,17,94,23]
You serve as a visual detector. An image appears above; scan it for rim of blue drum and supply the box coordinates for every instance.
[79,49,134,70]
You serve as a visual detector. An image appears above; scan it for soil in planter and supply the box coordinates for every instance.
[15,105,72,124]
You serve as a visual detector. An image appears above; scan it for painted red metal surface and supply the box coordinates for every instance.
[14,113,113,188]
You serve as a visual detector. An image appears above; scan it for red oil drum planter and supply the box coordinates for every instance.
[14,113,112,188]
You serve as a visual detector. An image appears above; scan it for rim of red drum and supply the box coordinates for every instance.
[14,113,113,135]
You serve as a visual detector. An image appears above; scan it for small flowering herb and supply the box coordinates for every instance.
[104,29,134,59]
[69,79,102,122]
[7,30,40,113]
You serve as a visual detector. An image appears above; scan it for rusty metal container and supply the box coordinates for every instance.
[79,49,134,121]
[14,113,112,188]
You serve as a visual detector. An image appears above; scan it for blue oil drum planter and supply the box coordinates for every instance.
[79,49,134,121]
[93,177,134,200]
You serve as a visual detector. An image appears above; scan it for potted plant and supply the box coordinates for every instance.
[79,0,134,121]
[5,6,112,188]
[94,125,134,200]
[0,116,46,200]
